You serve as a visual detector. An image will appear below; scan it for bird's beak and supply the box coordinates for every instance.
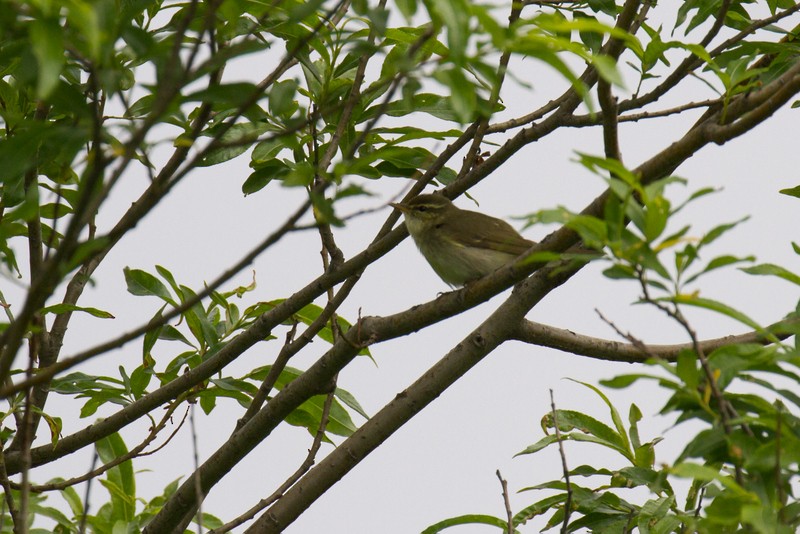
[389,202,408,213]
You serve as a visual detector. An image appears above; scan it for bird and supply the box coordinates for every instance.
[390,193,536,287]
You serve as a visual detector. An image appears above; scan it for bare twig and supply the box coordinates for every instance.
[211,388,336,533]
[550,390,572,534]
[594,309,659,360]
[458,1,522,177]
[496,470,514,534]
[318,0,386,172]
[191,403,204,534]
[15,400,186,493]
[622,2,800,113]
[78,450,99,534]
[237,276,359,428]
[635,268,746,483]
[0,447,21,532]
[693,486,705,521]
[775,401,786,523]
[17,345,38,534]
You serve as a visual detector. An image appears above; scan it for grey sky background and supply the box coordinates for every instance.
[7,2,800,532]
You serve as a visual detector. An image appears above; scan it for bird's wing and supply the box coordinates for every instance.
[453,211,535,256]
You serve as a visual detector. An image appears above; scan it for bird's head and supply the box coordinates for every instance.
[390,194,454,236]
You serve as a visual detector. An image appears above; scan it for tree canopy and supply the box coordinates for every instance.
[1,0,800,532]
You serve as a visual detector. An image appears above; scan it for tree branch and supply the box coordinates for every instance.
[510,317,797,363]
[244,252,588,533]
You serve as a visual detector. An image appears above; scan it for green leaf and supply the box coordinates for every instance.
[699,217,749,247]
[36,410,62,447]
[602,264,637,280]
[198,122,269,167]
[269,79,298,117]
[375,93,460,122]
[568,379,631,453]
[155,264,181,295]
[599,374,661,388]
[395,0,418,20]
[58,484,84,517]
[335,386,370,420]
[0,125,51,183]
[670,294,763,332]
[534,208,608,248]
[578,153,640,188]
[287,0,326,22]
[159,324,193,346]
[129,365,152,397]
[180,285,219,348]
[301,395,357,437]
[575,13,603,53]
[251,138,286,163]
[41,303,115,319]
[375,145,435,169]
[95,433,136,522]
[638,495,676,532]
[676,349,699,389]
[515,434,559,456]
[684,254,755,285]
[28,502,74,529]
[741,263,800,286]
[628,403,642,449]
[779,185,800,198]
[185,82,260,106]
[123,267,175,304]
[430,0,470,65]
[29,18,65,98]
[633,441,658,469]
[244,159,291,194]
[434,67,478,123]
[421,514,511,534]
[708,343,774,388]
[65,0,111,62]
[673,463,756,500]
[543,409,631,460]
[592,54,625,88]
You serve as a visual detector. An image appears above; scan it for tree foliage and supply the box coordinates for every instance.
[1,0,800,532]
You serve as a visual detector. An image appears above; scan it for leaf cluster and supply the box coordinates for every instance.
[1,0,800,531]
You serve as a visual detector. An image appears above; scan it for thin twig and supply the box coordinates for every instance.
[236,276,358,428]
[78,450,99,534]
[0,447,21,531]
[636,269,747,484]
[13,400,186,493]
[594,309,659,360]
[621,1,800,113]
[775,401,785,524]
[550,389,572,534]
[191,403,204,534]
[458,1,522,177]
[17,345,38,534]
[211,389,337,533]
[693,486,705,521]
[496,470,514,534]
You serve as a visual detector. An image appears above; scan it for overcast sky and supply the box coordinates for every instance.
[9,3,800,532]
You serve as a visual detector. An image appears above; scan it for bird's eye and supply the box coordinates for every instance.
[416,206,428,212]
